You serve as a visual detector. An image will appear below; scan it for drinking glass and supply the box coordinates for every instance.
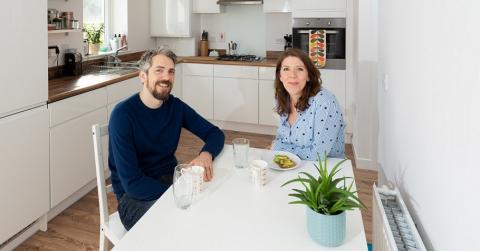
[232,138,249,168]
[173,164,194,209]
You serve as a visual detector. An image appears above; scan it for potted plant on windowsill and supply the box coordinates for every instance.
[281,153,366,247]
[83,23,104,55]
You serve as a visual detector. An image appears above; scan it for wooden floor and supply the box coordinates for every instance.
[16,130,377,250]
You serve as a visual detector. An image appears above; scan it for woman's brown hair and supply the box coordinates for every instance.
[274,48,321,115]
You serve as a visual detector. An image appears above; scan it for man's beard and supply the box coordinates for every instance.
[149,80,172,101]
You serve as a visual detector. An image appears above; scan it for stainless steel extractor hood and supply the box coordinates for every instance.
[217,0,263,5]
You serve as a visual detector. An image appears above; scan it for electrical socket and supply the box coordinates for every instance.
[48,45,59,57]
[219,32,225,43]
[275,38,284,44]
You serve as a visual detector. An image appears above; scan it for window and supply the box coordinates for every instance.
[83,0,106,44]
[83,0,128,54]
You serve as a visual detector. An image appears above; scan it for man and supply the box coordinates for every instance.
[108,47,225,230]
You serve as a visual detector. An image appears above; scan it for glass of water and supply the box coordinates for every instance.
[232,138,250,168]
[173,164,194,209]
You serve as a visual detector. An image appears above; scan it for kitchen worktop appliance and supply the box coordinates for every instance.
[63,51,83,76]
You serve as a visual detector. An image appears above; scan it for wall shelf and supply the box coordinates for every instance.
[48,29,82,35]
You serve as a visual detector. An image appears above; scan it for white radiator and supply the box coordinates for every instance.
[372,185,427,251]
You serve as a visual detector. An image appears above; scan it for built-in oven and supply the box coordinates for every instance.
[292,18,346,69]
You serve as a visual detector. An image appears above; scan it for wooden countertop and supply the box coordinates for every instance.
[48,71,139,103]
[48,57,278,103]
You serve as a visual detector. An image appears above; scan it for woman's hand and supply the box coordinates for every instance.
[189,151,213,181]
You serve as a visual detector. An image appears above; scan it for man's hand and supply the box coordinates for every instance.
[189,151,213,181]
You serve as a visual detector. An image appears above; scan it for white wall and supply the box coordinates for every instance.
[155,6,291,56]
[200,5,266,56]
[353,0,378,170]
[377,1,480,250]
[265,13,292,52]
[127,0,155,52]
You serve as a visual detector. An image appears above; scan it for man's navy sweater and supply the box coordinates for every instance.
[108,93,225,201]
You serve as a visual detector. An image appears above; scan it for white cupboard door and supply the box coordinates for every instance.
[258,80,279,126]
[182,76,214,119]
[263,0,291,13]
[49,88,107,127]
[292,0,346,10]
[258,67,276,81]
[106,78,141,105]
[320,69,346,111]
[107,78,143,120]
[214,65,258,79]
[292,0,346,17]
[0,0,47,116]
[150,0,191,37]
[50,108,108,208]
[172,64,183,99]
[0,106,49,244]
[184,63,213,76]
[193,0,221,13]
[214,78,258,124]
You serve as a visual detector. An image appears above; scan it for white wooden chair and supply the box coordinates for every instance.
[92,124,127,251]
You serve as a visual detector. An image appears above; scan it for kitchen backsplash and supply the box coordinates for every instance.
[156,5,292,57]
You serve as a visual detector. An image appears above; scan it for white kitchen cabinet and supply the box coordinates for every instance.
[107,78,141,105]
[183,63,214,76]
[49,89,108,208]
[258,80,279,126]
[183,76,214,119]
[263,0,291,13]
[182,63,214,119]
[193,0,222,13]
[214,78,258,124]
[320,69,346,112]
[172,64,183,99]
[292,0,346,18]
[50,88,107,127]
[106,78,142,119]
[258,67,279,126]
[214,65,258,79]
[0,106,49,244]
[150,0,192,37]
[50,108,108,208]
[213,65,259,124]
[1,0,47,117]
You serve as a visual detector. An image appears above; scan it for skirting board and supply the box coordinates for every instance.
[0,180,97,250]
[48,179,97,221]
[352,144,378,171]
[0,218,45,251]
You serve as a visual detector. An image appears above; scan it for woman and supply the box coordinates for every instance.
[272,48,344,161]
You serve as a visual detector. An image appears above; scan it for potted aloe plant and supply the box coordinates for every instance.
[281,153,366,247]
[83,23,104,55]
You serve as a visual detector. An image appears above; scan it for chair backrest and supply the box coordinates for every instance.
[92,123,110,227]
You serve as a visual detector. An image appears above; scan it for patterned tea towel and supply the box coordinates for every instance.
[308,30,327,68]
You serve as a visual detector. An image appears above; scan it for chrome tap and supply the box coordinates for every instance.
[105,45,128,66]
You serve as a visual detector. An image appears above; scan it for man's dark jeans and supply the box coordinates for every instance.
[117,174,173,230]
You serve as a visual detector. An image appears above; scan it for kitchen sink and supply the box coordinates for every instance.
[85,60,140,75]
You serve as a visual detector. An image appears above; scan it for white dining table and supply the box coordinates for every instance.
[113,145,368,251]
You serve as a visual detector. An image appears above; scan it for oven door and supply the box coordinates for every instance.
[292,28,346,69]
